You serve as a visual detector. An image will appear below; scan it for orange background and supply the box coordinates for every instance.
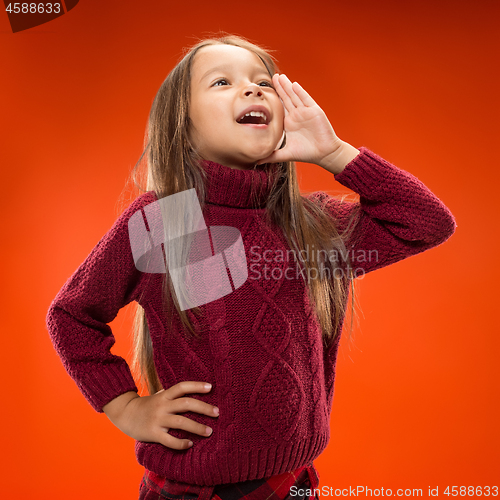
[1,1,498,498]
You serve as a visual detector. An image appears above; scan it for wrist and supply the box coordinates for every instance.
[102,391,140,420]
[318,141,360,175]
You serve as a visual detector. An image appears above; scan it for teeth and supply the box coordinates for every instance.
[241,111,267,122]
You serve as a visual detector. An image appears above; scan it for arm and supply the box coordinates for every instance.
[256,74,457,275]
[46,191,157,413]
[102,391,140,420]
[309,144,457,276]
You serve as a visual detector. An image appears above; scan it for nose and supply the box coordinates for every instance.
[244,83,263,97]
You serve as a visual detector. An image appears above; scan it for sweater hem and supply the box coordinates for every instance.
[135,430,330,485]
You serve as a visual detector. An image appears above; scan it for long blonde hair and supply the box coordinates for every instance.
[119,33,362,396]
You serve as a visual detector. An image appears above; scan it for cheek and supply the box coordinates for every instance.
[274,111,285,135]
[188,102,207,146]
[194,105,224,133]
[207,104,227,125]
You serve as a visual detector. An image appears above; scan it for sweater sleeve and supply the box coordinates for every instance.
[46,191,157,413]
[308,147,457,276]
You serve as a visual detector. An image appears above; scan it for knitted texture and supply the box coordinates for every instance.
[46,147,456,485]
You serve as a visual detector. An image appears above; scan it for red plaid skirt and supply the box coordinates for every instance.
[138,463,320,500]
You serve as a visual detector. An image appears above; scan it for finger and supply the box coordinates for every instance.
[273,76,288,117]
[292,81,317,107]
[273,74,295,113]
[158,431,194,450]
[165,412,213,438]
[274,74,294,113]
[165,381,212,400]
[279,74,303,108]
[169,396,219,418]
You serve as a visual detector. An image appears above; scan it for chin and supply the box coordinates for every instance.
[246,147,274,161]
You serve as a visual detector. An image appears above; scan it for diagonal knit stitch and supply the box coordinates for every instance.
[46,147,456,485]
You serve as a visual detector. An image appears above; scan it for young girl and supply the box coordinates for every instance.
[46,34,457,500]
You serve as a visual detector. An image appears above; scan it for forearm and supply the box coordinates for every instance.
[318,140,361,175]
[102,390,140,421]
[317,147,457,275]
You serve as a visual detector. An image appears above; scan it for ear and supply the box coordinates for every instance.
[273,130,286,151]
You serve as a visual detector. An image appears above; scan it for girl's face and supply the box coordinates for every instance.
[189,44,285,170]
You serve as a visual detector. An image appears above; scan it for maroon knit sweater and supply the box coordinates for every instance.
[46,147,456,485]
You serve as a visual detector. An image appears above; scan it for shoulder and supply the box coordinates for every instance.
[123,190,158,213]
[115,191,158,223]
[98,191,159,243]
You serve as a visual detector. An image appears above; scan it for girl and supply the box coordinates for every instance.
[46,34,457,500]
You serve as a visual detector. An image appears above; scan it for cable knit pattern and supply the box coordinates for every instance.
[46,147,456,485]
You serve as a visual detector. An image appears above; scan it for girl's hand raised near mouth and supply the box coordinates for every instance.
[257,73,347,171]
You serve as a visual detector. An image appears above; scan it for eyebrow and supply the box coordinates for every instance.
[199,64,271,84]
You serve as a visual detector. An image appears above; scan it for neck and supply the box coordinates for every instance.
[200,159,278,209]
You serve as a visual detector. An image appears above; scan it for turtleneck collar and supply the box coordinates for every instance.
[200,160,278,209]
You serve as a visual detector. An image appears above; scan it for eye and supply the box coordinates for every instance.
[212,78,274,89]
[258,81,274,88]
[213,79,229,87]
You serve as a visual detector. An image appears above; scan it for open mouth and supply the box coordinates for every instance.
[236,108,270,125]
